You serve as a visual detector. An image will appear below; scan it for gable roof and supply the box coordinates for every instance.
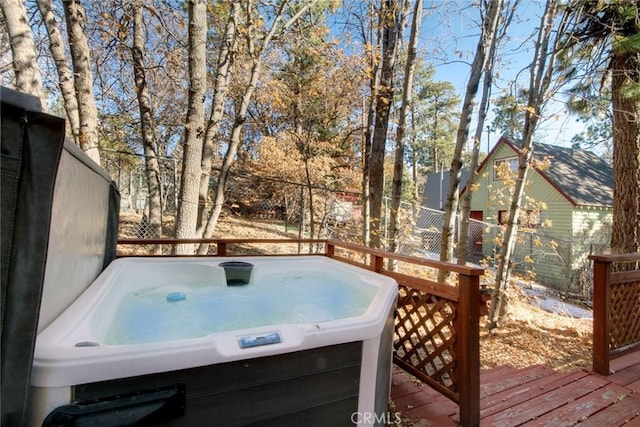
[476,136,613,207]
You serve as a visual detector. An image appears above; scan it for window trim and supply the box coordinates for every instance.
[493,156,519,180]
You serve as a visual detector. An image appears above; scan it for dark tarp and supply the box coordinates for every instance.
[1,89,65,426]
[1,87,120,426]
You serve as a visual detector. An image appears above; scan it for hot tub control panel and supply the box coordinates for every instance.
[238,331,282,348]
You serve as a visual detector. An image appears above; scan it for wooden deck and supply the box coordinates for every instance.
[391,350,640,426]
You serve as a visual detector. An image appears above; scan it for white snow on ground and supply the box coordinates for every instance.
[515,280,593,319]
[414,250,593,319]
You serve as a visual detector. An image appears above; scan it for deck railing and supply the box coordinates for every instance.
[590,253,640,375]
[118,238,484,426]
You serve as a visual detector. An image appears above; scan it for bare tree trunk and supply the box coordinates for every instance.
[1,0,44,103]
[457,1,512,265]
[389,0,422,266]
[410,105,420,201]
[131,0,162,252]
[62,0,100,165]
[362,11,382,247]
[370,0,404,249]
[197,1,319,254]
[196,1,240,232]
[36,0,80,144]
[488,0,570,329]
[439,0,502,281]
[610,51,640,256]
[175,0,207,254]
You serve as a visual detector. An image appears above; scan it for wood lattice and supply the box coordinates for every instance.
[609,279,640,350]
[394,284,457,394]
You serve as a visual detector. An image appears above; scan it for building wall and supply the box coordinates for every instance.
[469,142,574,239]
[467,142,612,293]
[570,206,613,270]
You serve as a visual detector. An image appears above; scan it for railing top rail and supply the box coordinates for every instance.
[118,238,327,245]
[117,238,484,277]
[327,239,485,276]
[589,253,640,263]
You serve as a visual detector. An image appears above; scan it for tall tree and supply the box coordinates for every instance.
[130,0,163,247]
[36,0,80,145]
[403,63,460,201]
[439,0,503,278]
[361,1,383,246]
[1,0,44,102]
[175,0,207,254]
[196,1,321,254]
[369,0,405,249]
[490,90,528,140]
[458,1,517,265]
[62,0,100,165]
[560,1,640,255]
[488,0,572,328]
[197,1,240,232]
[389,0,422,259]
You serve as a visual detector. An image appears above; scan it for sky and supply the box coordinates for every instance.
[416,1,587,153]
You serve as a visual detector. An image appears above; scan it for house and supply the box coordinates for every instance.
[464,136,613,291]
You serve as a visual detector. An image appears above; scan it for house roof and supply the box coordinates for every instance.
[489,136,613,207]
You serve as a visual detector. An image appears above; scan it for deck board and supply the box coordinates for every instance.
[522,383,631,426]
[392,348,640,426]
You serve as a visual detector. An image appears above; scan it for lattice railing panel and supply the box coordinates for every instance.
[394,284,457,394]
[609,279,640,351]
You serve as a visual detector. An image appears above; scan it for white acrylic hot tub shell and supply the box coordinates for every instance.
[30,256,398,426]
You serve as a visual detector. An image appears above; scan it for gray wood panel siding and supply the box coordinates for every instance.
[73,342,363,426]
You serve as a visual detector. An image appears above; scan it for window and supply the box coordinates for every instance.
[497,209,540,228]
[498,210,508,225]
[524,209,541,229]
[493,157,518,180]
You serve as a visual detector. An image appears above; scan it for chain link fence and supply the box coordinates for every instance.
[384,202,609,299]
[103,149,607,298]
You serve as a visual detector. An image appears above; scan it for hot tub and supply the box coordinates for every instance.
[29,256,398,426]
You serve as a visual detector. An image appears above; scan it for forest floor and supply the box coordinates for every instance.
[119,212,594,372]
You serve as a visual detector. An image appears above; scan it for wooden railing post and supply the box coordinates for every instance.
[371,254,384,273]
[592,257,611,375]
[325,241,335,258]
[217,242,227,257]
[455,272,480,426]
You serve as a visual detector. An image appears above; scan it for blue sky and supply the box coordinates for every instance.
[418,0,584,152]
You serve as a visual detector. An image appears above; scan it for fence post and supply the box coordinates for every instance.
[592,257,611,375]
[455,272,480,426]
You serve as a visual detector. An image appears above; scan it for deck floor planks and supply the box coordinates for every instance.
[610,350,640,372]
[479,370,588,418]
[573,392,640,426]
[607,364,640,387]
[480,373,611,426]
[392,349,640,426]
[519,382,631,426]
[479,365,551,399]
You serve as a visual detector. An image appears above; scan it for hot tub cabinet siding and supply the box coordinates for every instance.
[41,314,394,427]
[67,342,363,426]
